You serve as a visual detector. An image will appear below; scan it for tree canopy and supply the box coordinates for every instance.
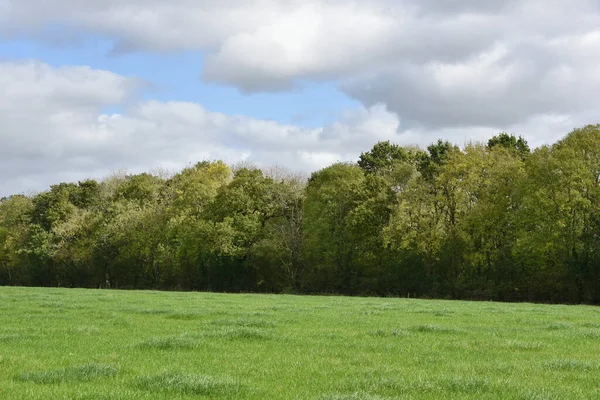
[1,125,599,303]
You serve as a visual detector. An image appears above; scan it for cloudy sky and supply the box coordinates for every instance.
[2,0,599,196]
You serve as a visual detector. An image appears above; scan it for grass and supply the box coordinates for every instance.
[0,288,598,399]
[133,372,242,396]
[18,363,120,384]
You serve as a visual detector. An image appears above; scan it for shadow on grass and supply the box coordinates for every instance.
[18,363,120,384]
[368,329,411,338]
[210,318,276,328]
[544,359,600,372]
[135,336,199,350]
[409,324,459,334]
[165,311,204,320]
[132,372,243,396]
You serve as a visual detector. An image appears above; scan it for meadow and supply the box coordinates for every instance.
[0,287,599,399]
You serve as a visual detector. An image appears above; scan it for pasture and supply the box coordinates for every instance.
[0,287,599,399]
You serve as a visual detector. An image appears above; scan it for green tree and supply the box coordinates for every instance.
[487,132,530,160]
[302,163,367,293]
[516,125,600,302]
[358,141,410,174]
[456,144,526,299]
[0,195,33,285]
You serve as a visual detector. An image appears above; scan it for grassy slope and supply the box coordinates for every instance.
[0,287,599,399]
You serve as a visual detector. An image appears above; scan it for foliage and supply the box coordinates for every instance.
[1,125,599,303]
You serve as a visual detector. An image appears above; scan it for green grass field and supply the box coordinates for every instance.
[0,287,599,399]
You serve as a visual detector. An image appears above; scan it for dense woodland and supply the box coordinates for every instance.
[1,125,599,303]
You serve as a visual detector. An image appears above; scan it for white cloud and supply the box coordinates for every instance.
[4,0,600,197]
[2,0,600,130]
[0,61,405,196]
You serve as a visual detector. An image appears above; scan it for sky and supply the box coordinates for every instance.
[2,0,600,196]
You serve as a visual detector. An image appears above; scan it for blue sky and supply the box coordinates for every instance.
[0,35,360,127]
[1,0,599,195]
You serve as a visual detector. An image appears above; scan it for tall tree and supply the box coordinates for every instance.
[488,132,531,160]
[0,195,33,285]
[303,163,367,293]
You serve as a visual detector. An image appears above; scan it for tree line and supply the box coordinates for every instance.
[1,125,599,303]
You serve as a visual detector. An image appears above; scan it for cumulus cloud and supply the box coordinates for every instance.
[3,1,600,195]
[2,0,600,130]
[343,32,600,128]
[1,61,585,197]
[0,61,407,196]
